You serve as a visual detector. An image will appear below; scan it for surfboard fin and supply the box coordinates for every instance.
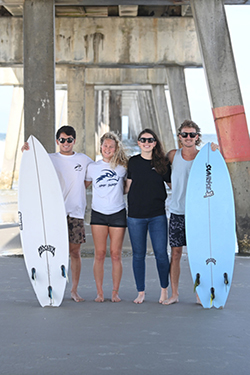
[31,268,36,283]
[194,273,200,292]
[210,287,215,307]
[48,285,54,304]
[61,265,69,282]
[224,273,229,285]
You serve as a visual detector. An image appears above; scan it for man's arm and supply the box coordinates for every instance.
[167,149,177,164]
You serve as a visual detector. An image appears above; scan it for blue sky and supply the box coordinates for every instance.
[0,5,249,135]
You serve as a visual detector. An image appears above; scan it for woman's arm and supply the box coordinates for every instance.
[124,178,132,194]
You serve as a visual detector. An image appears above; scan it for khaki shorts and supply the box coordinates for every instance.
[67,216,86,244]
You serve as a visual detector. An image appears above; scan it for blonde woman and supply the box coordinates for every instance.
[86,132,128,302]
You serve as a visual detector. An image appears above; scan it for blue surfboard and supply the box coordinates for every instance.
[185,143,236,308]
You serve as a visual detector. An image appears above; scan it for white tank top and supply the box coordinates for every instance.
[169,148,194,215]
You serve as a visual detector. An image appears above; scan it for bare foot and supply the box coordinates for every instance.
[133,292,145,304]
[95,294,104,302]
[71,291,84,302]
[112,290,121,302]
[162,295,179,305]
[196,293,202,306]
[159,288,168,303]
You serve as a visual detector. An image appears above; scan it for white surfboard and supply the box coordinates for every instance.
[18,135,69,307]
[185,143,236,309]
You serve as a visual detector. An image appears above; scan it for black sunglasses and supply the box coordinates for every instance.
[180,132,197,139]
[58,137,75,144]
[138,137,156,143]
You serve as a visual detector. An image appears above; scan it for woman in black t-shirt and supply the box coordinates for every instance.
[125,129,170,304]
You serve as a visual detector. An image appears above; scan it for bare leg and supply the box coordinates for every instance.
[91,225,108,302]
[134,291,145,304]
[163,246,182,305]
[196,293,202,305]
[109,227,125,302]
[70,242,84,302]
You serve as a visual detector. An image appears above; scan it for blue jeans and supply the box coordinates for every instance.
[127,215,169,292]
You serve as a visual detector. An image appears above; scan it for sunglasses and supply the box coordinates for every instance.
[58,137,75,144]
[180,132,197,138]
[138,137,156,143]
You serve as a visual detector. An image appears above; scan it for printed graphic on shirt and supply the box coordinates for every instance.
[96,169,119,188]
[74,163,83,172]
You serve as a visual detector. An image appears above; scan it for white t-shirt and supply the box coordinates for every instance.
[86,160,127,215]
[49,152,93,219]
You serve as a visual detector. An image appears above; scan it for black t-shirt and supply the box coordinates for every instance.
[127,154,171,218]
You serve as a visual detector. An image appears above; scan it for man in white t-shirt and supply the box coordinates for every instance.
[22,125,92,302]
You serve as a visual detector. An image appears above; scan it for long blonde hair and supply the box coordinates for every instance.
[100,132,128,169]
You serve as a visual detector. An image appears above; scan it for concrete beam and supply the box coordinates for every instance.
[67,66,85,153]
[23,0,56,152]
[85,85,96,160]
[0,67,171,86]
[166,66,191,136]
[109,90,122,134]
[0,17,202,67]
[151,84,175,152]
[85,68,169,85]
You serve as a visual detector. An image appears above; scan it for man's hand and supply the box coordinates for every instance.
[211,142,219,152]
[21,142,30,152]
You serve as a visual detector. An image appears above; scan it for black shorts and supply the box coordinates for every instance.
[90,208,127,228]
[169,213,186,247]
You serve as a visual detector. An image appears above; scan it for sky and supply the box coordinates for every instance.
[0,5,249,135]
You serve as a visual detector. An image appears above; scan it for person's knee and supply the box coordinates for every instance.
[171,248,182,263]
[69,243,81,259]
[110,251,122,262]
[133,251,146,261]
[95,250,107,262]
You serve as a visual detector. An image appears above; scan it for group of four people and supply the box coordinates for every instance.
[22,120,218,304]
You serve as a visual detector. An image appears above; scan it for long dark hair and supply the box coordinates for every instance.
[138,128,169,175]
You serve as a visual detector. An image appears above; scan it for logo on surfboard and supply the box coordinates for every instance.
[18,211,23,230]
[38,245,56,257]
[206,257,216,265]
[204,163,214,198]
